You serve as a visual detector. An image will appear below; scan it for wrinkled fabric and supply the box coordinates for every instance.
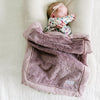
[21,22,92,97]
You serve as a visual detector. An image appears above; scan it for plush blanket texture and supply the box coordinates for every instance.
[21,22,92,97]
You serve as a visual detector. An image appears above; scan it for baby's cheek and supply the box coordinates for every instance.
[57,12,63,17]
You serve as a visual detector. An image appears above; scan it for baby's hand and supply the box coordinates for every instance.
[71,14,76,20]
[56,22,66,28]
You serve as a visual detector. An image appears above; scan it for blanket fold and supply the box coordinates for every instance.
[22,22,92,97]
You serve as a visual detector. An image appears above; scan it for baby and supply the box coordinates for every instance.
[44,2,75,35]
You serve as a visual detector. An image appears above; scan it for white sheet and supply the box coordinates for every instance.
[0,0,99,100]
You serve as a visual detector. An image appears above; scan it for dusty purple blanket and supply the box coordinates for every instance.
[21,22,92,97]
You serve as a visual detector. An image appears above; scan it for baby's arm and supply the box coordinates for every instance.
[48,18,60,27]
[54,15,75,28]
[54,18,66,28]
[56,22,66,28]
[64,14,76,24]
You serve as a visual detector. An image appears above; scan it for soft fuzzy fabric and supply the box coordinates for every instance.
[21,22,92,97]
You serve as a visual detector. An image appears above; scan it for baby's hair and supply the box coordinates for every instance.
[47,1,64,19]
[47,0,73,19]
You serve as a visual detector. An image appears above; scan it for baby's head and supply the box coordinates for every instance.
[47,2,68,19]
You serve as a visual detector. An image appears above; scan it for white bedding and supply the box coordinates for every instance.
[0,0,100,100]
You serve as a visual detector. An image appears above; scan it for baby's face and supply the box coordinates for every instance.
[53,4,68,18]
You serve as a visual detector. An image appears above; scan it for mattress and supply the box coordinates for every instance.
[0,0,99,100]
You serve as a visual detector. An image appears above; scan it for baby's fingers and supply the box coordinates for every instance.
[61,22,66,26]
[56,25,63,28]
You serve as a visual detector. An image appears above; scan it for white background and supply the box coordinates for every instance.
[0,0,100,100]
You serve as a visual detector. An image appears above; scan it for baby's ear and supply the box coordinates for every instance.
[51,14,55,18]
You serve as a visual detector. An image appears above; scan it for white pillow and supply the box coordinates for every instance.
[25,0,56,27]
[68,0,93,34]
